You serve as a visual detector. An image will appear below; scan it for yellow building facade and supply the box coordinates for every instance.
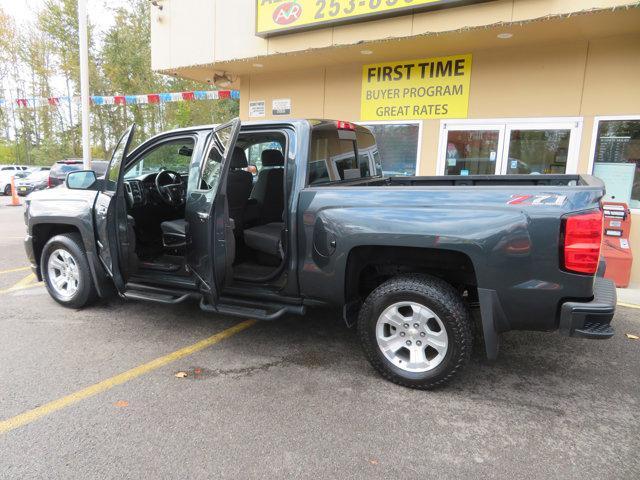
[150,0,640,285]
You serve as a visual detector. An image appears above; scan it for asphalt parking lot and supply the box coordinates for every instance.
[1,197,639,479]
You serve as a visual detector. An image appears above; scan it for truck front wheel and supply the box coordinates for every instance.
[41,233,97,309]
[357,274,472,389]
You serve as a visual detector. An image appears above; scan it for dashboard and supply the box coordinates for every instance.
[124,172,188,208]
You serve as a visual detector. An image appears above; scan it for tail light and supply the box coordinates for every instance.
[47,175,52,188]
[560,210,603,275]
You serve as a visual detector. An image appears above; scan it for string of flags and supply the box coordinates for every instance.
[0,90,240,109]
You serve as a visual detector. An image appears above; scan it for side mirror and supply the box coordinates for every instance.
[66,170,97,190]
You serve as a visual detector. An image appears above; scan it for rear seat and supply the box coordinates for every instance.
[243,222,283,258]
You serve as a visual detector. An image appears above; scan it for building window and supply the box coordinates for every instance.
[438,118,582,176]
[590,117,640,210]
[360,122,421,176]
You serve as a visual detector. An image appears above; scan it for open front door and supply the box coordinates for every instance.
[185,118,241,305]
[95,125,136,293]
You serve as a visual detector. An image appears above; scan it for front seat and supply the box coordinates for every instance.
[160,218,187,248]
[227,147,253,232]
[251,149,284,225]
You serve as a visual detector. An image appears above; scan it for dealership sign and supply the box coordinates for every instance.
[361,54,472,120]
[256,0,492,37]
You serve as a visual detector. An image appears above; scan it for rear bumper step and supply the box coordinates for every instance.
[559,277,616,339]
[573,321,615,339]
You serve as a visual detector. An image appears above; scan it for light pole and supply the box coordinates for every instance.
[78,0,92,169]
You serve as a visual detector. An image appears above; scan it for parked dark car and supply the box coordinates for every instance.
[23,119,616,389]
[15,170,50,196]
[48,159,108,188]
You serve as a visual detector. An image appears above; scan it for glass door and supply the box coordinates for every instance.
[439,124,505,176]
[439,119,581,176]
[501,121,581,175]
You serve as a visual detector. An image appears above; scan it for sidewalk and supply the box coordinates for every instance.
[617,287,640,308]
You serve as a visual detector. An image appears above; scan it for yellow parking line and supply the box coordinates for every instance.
[0,273,40,295]
[0,319,256,435]
[0,266,31,275]
[618,302,640,310]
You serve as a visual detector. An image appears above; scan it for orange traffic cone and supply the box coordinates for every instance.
[9,175,21,207]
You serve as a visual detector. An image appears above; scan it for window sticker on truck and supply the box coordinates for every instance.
[507,194,567,206]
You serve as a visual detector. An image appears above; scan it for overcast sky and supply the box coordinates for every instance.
[0,0,130,34]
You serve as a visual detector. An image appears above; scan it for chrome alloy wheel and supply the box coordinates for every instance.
[375,301,449,373]
[47,248,80,300]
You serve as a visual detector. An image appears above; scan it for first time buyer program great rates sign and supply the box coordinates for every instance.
[361,54,472,120]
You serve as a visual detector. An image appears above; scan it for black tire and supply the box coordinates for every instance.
[40,233,98,309]
[3,184,10,196]
[357,274,472,389]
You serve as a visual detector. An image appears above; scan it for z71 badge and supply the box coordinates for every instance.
[507,194,567,206]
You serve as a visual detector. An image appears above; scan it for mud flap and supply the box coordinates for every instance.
[477,288,508,360]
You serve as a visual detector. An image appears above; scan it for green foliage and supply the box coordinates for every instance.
[0,0,239,166]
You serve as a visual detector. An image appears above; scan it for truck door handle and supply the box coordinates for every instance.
[197,212,209,221]
[96,206,107,215]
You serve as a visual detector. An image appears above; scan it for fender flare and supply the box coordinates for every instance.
[30,218,114,298]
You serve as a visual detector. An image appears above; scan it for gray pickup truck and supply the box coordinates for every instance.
[23,118,616,389]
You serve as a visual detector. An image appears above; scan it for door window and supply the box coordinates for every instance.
[439,119,581,176]
[125,138,194,179]
[105,125,135,192]
[245,141,283,171]
[200,124,234,191]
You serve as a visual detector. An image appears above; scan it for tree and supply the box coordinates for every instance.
[0,0,239,165]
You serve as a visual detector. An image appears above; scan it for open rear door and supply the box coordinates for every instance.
[185,118,241,305]
[94,125,136,293]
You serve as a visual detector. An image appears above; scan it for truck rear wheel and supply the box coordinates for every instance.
[357,274,472,389]
[41,233,97,309]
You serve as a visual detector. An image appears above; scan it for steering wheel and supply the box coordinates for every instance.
[155,170,185,207]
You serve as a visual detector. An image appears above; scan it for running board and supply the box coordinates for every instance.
[124,290,196,304]
[199,298,305,321]
[123,282,198,305]
[123,282,306,319]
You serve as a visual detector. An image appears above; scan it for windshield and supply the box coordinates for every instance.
[125,138,194,179]
[54,164,82,174]
[25,171,49,181]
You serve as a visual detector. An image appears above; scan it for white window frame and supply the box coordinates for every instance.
[358,120,423,175]
[588,114,640,215]
[436,117,583,176]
